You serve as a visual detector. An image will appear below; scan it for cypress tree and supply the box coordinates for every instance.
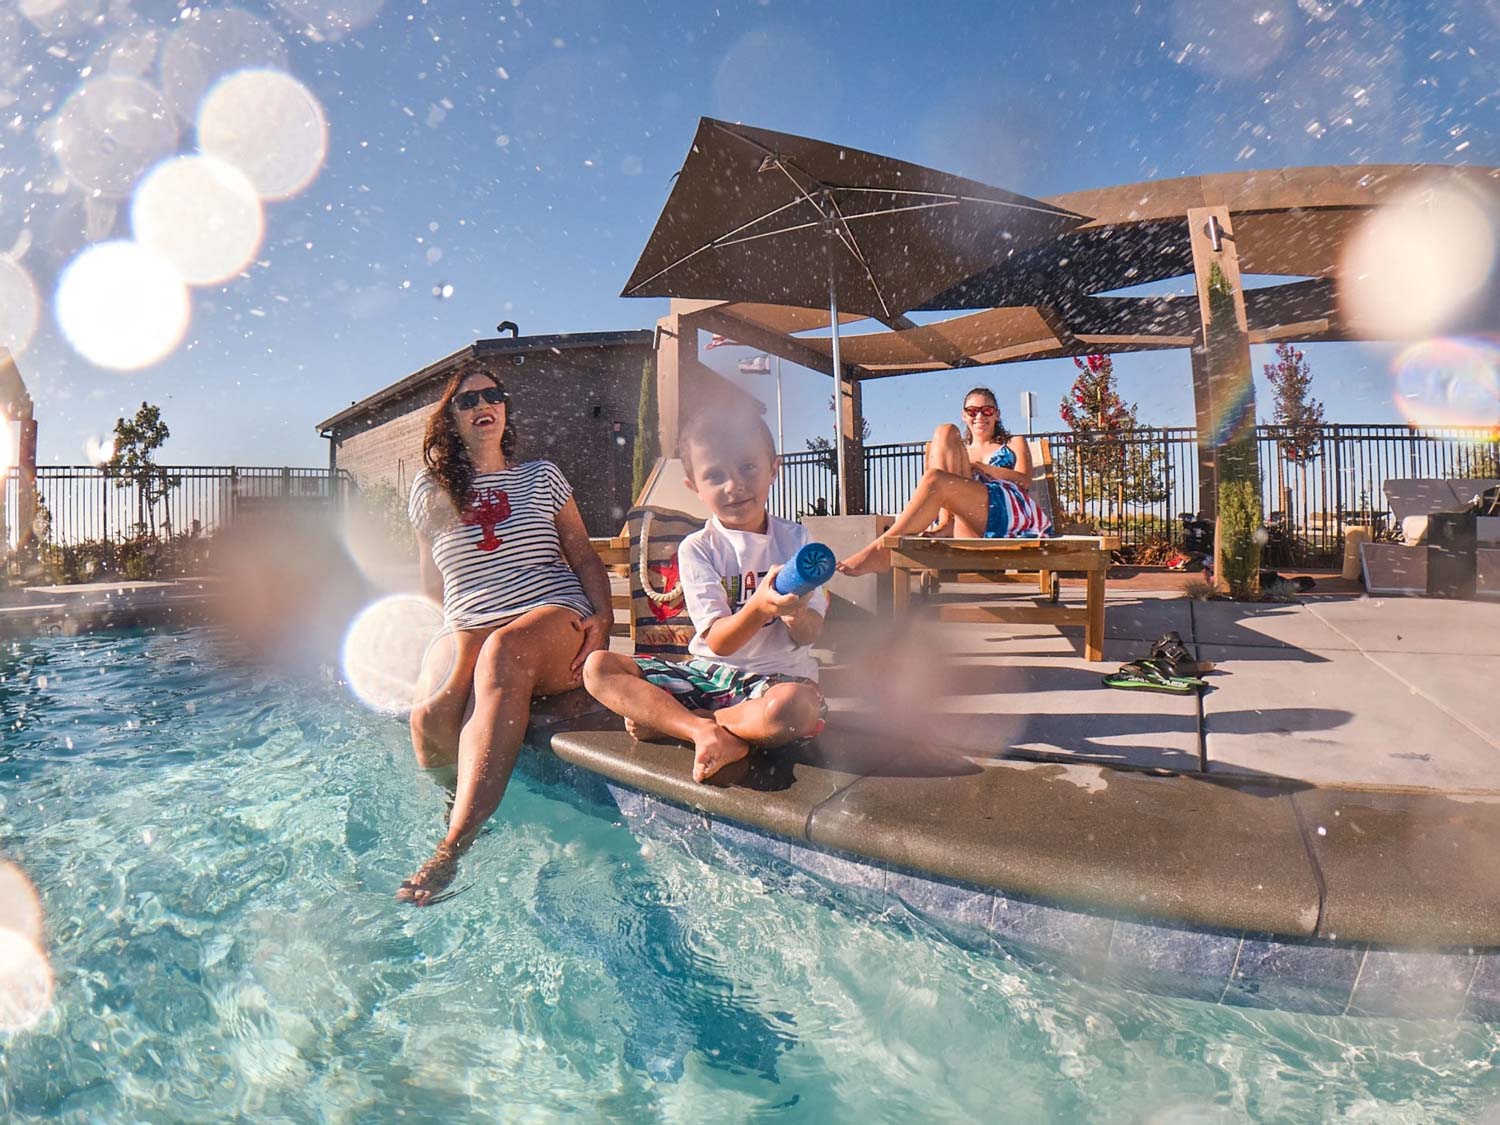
[631,353,659,503]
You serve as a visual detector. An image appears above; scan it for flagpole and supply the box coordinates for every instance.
[828,264,846,516]
[775,355,784,455]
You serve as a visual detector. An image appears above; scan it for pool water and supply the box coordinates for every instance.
[5,628,1500,1122]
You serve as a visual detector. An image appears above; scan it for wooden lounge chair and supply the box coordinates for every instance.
[881,439,1112,661]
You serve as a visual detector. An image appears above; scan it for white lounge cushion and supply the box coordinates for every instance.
[1401,515,1429,546]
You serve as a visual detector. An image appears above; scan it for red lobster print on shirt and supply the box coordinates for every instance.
[461,486,511,551]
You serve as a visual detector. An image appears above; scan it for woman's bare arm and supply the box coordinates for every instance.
[970,439,1032,489]
[417,538,443,602]
[555,497,615,672]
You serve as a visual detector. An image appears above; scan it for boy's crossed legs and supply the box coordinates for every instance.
[583,651,824,782]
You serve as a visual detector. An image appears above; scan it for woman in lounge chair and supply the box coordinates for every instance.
[839,387,1051,575]
[399,361,614,904]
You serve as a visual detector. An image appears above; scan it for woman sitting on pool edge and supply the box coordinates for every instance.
[400,361,614,905]
[838,386,1052,575]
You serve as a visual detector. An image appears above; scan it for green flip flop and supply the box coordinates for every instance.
[1102,659,1203,694]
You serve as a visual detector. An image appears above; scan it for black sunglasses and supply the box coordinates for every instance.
[453,386,507,411]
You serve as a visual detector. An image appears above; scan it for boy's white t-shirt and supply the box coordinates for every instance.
[676,514,829,682]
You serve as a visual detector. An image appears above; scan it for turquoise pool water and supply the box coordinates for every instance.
[4,628,1500,1122]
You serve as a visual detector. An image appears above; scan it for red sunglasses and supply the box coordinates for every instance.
[963,405,997,418]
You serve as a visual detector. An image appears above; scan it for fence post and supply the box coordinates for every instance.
[1331,424,1345,554]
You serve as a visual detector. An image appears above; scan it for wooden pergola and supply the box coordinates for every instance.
[650,163,1500,518]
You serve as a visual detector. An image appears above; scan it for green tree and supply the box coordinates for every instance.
[104,402,181,537]
[1056,353,1167,525]
[1263,342,1324,463]
[632,353,659,503]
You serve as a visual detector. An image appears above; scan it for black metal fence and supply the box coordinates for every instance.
[772,425,1500,560]
[3,466,351,550]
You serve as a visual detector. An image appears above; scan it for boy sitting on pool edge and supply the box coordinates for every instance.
[582,405,828,783]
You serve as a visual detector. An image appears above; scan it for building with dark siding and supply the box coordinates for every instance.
[316,329,653,535]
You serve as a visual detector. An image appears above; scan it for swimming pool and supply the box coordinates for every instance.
[4,627,1500,1121]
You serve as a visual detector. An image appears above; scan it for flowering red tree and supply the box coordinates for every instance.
[461,486,511,551]
[1263,342,1324,463]
[1057,354,1166,521]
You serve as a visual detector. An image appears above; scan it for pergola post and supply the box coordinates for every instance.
[837,372,866,515]
[17,411,37,551]
[1187,205,1261,595]
[1188,339,1216,519]
[653,310,693,458]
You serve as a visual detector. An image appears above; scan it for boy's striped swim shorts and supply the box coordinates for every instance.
[632,656,823,715]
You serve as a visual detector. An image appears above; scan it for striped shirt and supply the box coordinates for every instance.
[408,461,594,629]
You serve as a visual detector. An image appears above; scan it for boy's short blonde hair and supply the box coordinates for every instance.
[679,403,777,481]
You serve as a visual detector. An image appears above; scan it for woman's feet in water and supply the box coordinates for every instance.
[837,540,892,576]
[396,841,462,906]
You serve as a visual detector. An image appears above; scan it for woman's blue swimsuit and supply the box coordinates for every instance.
[975,447,1053,538]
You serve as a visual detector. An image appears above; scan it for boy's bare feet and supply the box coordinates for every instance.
[691,723,750,783]
[837,542,892,576]
[396,841,460,906]
[625,708,713,743]
[624,716,662,741]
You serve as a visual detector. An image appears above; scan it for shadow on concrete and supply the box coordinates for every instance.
[1205,706,1353,737]
[729,733,983,793]
[1186,598,1336,663]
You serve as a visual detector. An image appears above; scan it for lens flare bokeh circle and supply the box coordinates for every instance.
[272,0,385,42]
[0,257,41,357]
[0,862,50,1035]
[1341,184,1498,341]
[160,8,288,123]
[197,69,328,201]
[0,862,43,946]
[132,155,265,286]
[1392,337,1500,432]
[0,927,52,1033]
[341,595,455,716]
[52,76,179,198]
[55,241,191,371]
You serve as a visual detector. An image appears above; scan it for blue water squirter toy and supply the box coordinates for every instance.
[772,542,837,597]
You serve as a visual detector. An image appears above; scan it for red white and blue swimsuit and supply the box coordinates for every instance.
[976,447,1053,539]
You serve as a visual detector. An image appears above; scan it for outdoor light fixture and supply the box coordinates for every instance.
[1206,214,1226,252]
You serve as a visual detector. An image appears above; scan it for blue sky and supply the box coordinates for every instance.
[1,0,1496,466]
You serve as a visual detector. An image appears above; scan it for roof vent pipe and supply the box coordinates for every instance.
[496,320,520,337]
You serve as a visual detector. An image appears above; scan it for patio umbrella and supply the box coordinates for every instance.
[622,117,1086,509]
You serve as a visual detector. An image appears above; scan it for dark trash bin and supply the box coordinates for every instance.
[1427,509,1478,599]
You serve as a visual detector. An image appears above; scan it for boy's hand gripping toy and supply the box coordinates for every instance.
[772,542,836,597]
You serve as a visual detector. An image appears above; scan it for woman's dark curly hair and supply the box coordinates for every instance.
[959,385,1009,445]
[422,361,517,512]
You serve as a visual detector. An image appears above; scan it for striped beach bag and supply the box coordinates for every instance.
[625,505,705,659]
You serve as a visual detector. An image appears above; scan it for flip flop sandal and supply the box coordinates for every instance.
[1149,633,1208,681]
[1102,660,1198,694]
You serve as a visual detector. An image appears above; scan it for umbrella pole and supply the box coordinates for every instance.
[827,267,847,516]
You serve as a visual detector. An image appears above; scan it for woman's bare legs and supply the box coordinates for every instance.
[837,469,993,575]
[924,424,985,539]
[408,626,490,769]
[398,606,585,905]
